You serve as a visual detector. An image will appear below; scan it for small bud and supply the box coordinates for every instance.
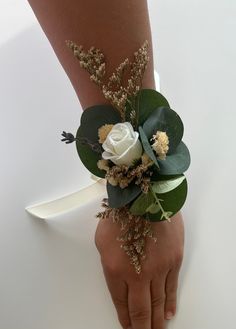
[61,131,75,144]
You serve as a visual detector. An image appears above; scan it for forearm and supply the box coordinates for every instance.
[27,0,155,110]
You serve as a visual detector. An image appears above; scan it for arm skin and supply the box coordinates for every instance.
[27,1,185,328]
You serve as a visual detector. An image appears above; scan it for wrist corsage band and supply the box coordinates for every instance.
[61,40,191,274]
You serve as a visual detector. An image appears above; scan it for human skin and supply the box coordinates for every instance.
[27,1,185,328]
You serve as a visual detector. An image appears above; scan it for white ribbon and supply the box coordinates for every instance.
[25,176,106,219]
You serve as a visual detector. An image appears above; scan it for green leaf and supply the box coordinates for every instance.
[143,106,184,154]
[80,104,121,143]
[150,171,183,181]
[157,141,191,175]
[75,105,121,178]
[161,211,173,220]
[138,126,160,169]
[146,203,161,214]
[130,190,155,216]
[107,182,141,208]
[76,126,105,178]
[152,175,186,194]
[125,89,170,127]
[145,177,188,222]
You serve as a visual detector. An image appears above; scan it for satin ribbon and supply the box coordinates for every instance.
[25,176,106,219]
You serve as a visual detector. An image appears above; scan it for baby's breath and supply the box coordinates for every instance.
[65,40,149,121]
[96,198,157,275]
[97,153,154,193]
[151,131,169,160]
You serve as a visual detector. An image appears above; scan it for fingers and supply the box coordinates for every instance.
[164,268,180,320]
[128,280,151,329]
[102,266,131,329]
[151,274,166,329]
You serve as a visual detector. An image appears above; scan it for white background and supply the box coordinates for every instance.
[0,0,236,328]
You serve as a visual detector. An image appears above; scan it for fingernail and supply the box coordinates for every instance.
[166,311,174,320]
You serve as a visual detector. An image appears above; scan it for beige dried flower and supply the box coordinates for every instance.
[65,41,105,86]
[98,124,114,143]
[96,198,158,275]
[97,159,110,172]
[104,160,152,193]
[151,131,169,160]
[65,39,149,121]
[107,176,118,186]
[141,152,153,166]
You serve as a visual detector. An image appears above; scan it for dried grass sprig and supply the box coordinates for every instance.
[97,155,154,193]
[65,39,149,121]
[96,198,157,274]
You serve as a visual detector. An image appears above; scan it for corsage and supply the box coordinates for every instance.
[61,40,191,274]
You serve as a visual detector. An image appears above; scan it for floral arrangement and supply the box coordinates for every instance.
[61,40,191,274]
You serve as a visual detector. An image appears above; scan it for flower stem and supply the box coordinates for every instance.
[149,184,172,222]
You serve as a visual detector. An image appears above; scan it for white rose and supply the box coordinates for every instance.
[102,122,143,166]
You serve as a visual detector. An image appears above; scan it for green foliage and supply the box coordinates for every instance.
[138,126,160,169]
[125,89,170,128]
[146,203,161,214]
[129,189,155,216]
[157,141,191,175]
[152,174,186,194]
[75,105,121,178]
[145,177,188,222]
[151,171,184,181]
[80,104,121,143]
[143,106,184,154]
[107,182,141,208]
[76,126,105,178]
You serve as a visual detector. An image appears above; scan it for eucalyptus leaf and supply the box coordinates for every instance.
[130,189,155,216]
[157,141,191,175]
[146,203,161,214]
[138,126,160,169]
[152,175,186,194]
[125,89,170,127]
[107,182,141,208]
[143,106,184,154]
[76,126,105,178]
[75,105,121,178]
[145,177,188,222]
[151,171,183,181]
[80,104,121,143]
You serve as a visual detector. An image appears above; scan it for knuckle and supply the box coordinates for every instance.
[113,297,128,308]
[129,308,151,321]
[119,318,131,329]
[151,295,166,308]
[103,259,121,276]
[166,296,176,304]
[142,264,155,278]
[119,320,130,329]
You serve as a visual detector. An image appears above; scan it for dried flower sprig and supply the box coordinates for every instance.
[61,131,102,153]
[65,41,106,86]
[97,153,154,193]
[65,40,149,121]
[96,198,157,274]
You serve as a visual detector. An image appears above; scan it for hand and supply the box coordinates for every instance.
[94,211,184,329]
